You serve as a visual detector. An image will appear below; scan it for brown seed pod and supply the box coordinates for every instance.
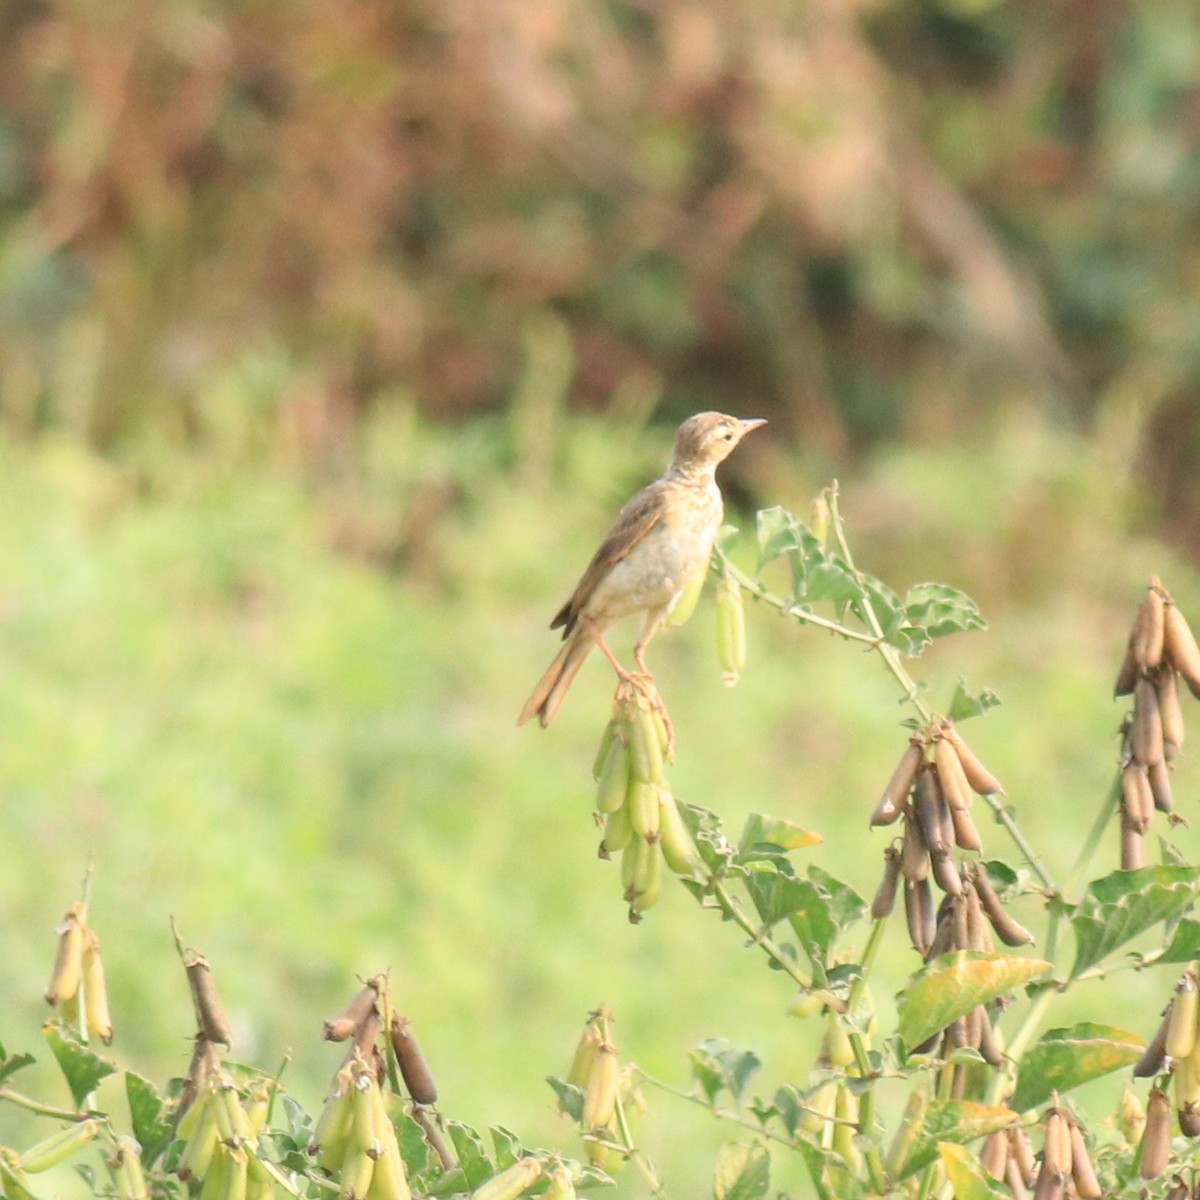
[950,806,983,852]
[1068,1119,1102,1200]
[1133,1003,1171,1078]
[353,1006,382,1063]
[979,1129,1008,1180]
[410,1105,453,1171]
[183,951,233,1046]
[1010,1127,1038,1185]
[914,766,947,854]
[1164,603,1200,699]
[1133,589,1166,672]
[1158,668,1185,758]
[901,812,930,883]
[1178,1102,1200,1138]
[931,849,963,897]
[934,735,972,812]
[390,1016,438,1106]
[1148,759,1175,815]
[940,721,1005,796]
[964,1004,984,1051]
[1114,639,1139,698]
[324,979,381,1042]
[1122,763,1154,833]
[870,847,902,920]
[971,865,1035,947]
[904,878,935,956]
[1140,1086,1171,1179]
[977,1007,1004,1067]
[925,910,956,962]
[964,881,993,951]
[1133,678,1165,767]
[872,741,923,827]
[1165,1174,1190,1200]
[1121,822,1145,870]
[951,891,970,950]
[1004,1150,1031,1200]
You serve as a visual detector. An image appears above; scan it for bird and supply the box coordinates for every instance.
[518,411,766,731]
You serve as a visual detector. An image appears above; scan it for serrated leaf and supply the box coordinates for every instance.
[489,1125,525,1171]
[769,1086,804,1138]
[1158,916,1200,965]
[42,1020,116,1109]
[938,1143,1010,1200]
[713,1141,770,1200]
[947,682,1002,723]
[739,814,822,855]
[445,1119,492,1189]
[1010,1023,1145,1112]
[904,584,986,641]
[679,801,730,875]
[126,1072,174,1167]
[1070,866,1200,978]
[891,1101,1016,1179]
[897,953,1052,1050]
[807,867,867,930]
[0,1048,36,1087]
[690,1040,762,1105]
[546,1077,584,1124]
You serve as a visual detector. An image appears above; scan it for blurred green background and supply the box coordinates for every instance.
[2,0,1200,1195]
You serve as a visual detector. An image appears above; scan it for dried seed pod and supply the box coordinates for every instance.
[872,741,922,827]
[950,806,983,852]
[940,722,1005,796]
[390,1016,438,1106]
[925,911,955,962]
[1159,668,1185,758]
[1133,588,1166,672]
[1068,1119,1102,1200]
[410,1105,453,1172]
[964,881,992,951]
[184,952,234,1046]
[901,812,930,883]
[1114,640,1139,698]
[82,929,113,1044]
[1121,822,1145,870]
[951,891,970,950]
[977,1007,1004,1067]
[934,736,972,812]
[45,903,86,1007]
[1164,603,1200,698]
[1004,1150,1031,1200]
[904,878,935,956]
[1178,1101,1200,1137]
[914,766,947,854]
[1122,763,1154,832]
[870,847,902,920]
[1133,678,1165,767]
[1139,1086,1171,1179]
[1165,1174,1191,1200]
[1010,1127,1038,1185]
[1148,759,1175,815]
[979,1130,1007,1180]
[930,849,963,896]
[1033,1118,1068,1200]
[972,865,1035,946]
[1134,1003,1171,1078]
[324,980,381,1043]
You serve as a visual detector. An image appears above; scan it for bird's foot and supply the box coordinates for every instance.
[613,674,675,761]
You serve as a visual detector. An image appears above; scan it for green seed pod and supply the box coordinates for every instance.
[600,802,633,855]
[197,1141,230,1200]
[591,721,619,782]
[339,1149,375,1200]
[1166,973,1198,1060]
[884,1088,928,1179]
[658,790,703,877]
[310,1067,356,1172]
[582,1044,619,1130]
[716,575,746,684]
[542,1166,577,1200]
[177,1090,221,1181]
[627,702,664,785]
[115,1135,148,1200]
[565,1023,603,1089]
[365,1136,412,1200]
[221,1147,248,1200]
[831,1087,860,1174]
[469,1158,543,1200]
[627,778,661,841]
[629,843,663,915]
[665,570,705,629]
[594,736,631,815]
[18,1119,100,1174]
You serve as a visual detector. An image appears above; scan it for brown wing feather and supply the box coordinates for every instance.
[550,481,668,637]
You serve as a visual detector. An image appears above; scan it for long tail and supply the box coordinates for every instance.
[517,630,595,728]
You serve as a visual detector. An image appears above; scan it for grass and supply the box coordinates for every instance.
[0,402,1198,1196]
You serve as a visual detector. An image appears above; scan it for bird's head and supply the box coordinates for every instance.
[671,412,766,470]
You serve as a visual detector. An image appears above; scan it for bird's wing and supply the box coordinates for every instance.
[550,480,667,635]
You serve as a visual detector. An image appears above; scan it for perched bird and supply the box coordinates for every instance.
[518,411,765,730]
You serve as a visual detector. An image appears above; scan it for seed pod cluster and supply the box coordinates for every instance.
[1132,964,1200,1154]
[44,900,113,1045]
[1020,1103,1104,1200]
[313,977,448,1177]
[564,1005,645,1173]
[977,1126,1039,1198]
[593,689,705,922]
[1114,581,1200,865]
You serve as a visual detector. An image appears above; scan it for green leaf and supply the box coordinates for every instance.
[755,507,808,569]
[808,867,867,931]
[1070,866,1200,978]
[1010,1023,1145,1112]
[739,814,822,855]
[796,1142,834,1200]
[489,1126,525,1171]
[0,1045,36,1087]
[891,1101,1016,1179]
[679,801,730,875]
[445,1120,492,1190]
[42,1020,117,1109]
[947,682,1002,723]
[546,1077,584,1124]
[897,953,1052,1050]
[713,1141,770,1200]
[1155,916,1200,965]
[126,1072,175,1168]
[938,1143,1010,1200]
[904,583,986,641]
[690,1040,762,1105]
[753,507,862,605]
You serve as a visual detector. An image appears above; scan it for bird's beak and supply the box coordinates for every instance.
[740,418,767,434]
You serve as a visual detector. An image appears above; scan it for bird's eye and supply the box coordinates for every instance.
[722,429,734,441]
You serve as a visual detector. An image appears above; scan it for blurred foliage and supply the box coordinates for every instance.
[2,0,1200,545]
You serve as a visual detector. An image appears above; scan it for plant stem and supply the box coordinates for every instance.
[710,880,812,990]
[0,1088,84,1121]
[980,793,1059,897]
[1067,770,1122,897]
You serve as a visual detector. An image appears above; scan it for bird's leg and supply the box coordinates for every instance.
[581,617,641,686]
[631,623,675,757]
